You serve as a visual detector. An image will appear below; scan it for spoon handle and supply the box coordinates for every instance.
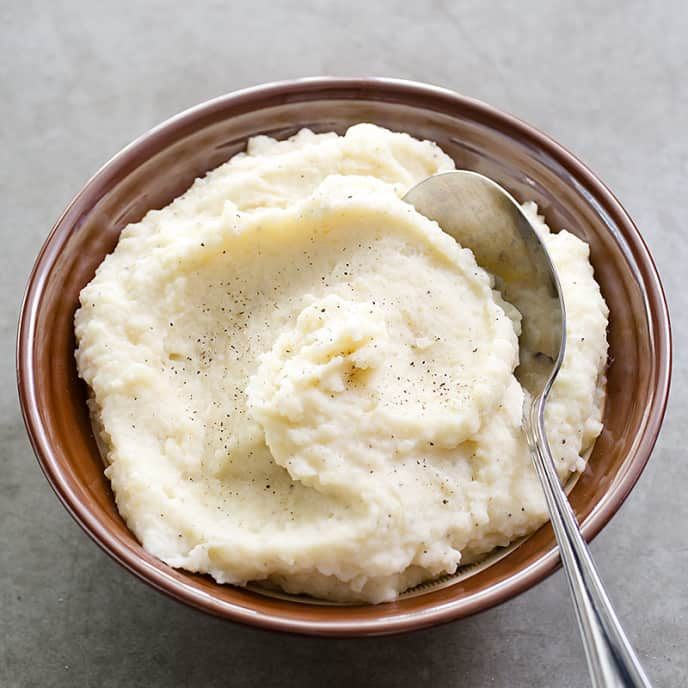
[527,397,652,688]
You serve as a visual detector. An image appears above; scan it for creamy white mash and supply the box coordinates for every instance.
[75,124,608,603]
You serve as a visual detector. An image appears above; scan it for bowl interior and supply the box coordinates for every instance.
[19,80,669,635]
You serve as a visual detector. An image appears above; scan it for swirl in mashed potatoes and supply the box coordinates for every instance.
[75,124,608,603]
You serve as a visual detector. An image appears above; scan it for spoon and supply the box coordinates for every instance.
[404,171,652,688]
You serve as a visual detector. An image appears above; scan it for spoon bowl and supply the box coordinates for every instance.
[404,170,565,397]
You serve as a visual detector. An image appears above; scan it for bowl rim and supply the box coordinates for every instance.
[16,76,672,636]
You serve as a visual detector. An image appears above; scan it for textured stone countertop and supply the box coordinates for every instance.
[2,1,685,686]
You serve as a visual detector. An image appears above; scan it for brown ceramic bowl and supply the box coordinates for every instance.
[17,78,671,636]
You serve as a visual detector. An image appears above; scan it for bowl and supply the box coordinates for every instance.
[17,77,671,636]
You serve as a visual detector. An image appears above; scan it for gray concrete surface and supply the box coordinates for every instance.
[2,1,686,686]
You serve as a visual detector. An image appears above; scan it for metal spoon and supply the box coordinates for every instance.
[404,171,652,688]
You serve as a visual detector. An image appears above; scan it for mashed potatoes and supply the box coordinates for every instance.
[75,124,608,603]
